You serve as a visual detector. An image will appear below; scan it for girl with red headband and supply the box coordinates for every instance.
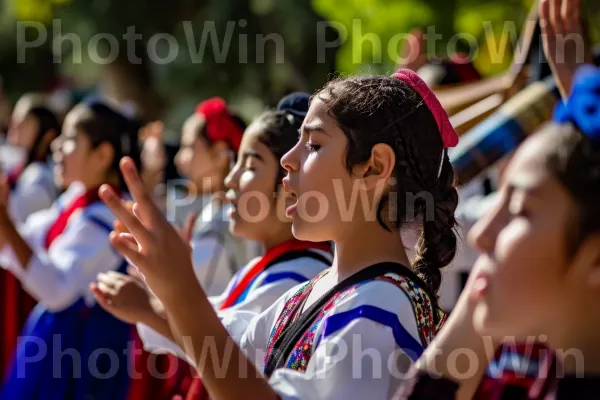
[99,69,458,400]
[173,97,260,297]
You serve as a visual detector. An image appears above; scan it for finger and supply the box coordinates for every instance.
[126,265,143,279]
[106,270,127,278]
[540,0,553,35]
[97,281,118,297]
[90,283,106,300]
[100,185,153,247]
[120,158,162,221]
[566,0,581,33]
[550,0,564,34]
[114,219,130,235]
[132,202,152,227]
[97,273,121,291]
[105,270,129,284]
[90,284,116,310]
[109,231,146,270]
[116,232,140,250]
[561,0,571,32]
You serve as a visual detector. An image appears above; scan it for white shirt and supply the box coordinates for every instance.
[236,271,422,400]
[136,249,332,358]
[0,182,124,312]
[8,161,57,224]
[141,269,426,400]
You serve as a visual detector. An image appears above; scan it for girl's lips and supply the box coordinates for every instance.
[469,271,491,302]
[285,201,298,218]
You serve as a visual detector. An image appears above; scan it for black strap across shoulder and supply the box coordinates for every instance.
[263,261,425,377]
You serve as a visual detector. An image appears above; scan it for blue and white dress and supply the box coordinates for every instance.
[0,182,132,400]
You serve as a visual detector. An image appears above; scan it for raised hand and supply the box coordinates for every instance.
[540,0,594,99]
[90,271,154,325]
[98,157,198,304]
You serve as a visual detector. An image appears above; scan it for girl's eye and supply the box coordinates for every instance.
[508,194,530,218]
[304,142,321,152]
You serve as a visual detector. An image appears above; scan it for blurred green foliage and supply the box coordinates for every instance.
[1,0,599,138]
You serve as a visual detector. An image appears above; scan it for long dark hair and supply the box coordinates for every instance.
[24,106,61,166]
[315,75,459,295]
[73,101,142,190]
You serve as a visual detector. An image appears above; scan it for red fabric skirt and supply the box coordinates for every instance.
[126,331,195,400]
[0,270,37,378]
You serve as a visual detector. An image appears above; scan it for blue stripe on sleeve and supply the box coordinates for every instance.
[261,272,309,285]
[85,215,113,234]
[319,305,424,362]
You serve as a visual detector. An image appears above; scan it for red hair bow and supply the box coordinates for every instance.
[196,97,243,153]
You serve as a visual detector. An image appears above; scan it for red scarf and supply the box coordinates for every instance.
[179,240,331,400]
[219,240,330,310]
[44,186,115,249]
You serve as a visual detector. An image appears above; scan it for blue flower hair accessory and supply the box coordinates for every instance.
[553,64,600,145]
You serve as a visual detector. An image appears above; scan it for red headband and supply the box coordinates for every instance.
[391,69,459,149]
[196,97,243,153]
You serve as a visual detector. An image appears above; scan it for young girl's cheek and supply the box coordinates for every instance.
[239,170,255,188]
[495,220,532,268]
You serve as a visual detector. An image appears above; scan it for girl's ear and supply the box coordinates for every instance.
[94,141,116,172]
[352,143,396,191]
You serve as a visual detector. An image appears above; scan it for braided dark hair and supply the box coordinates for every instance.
[317,75,458,295]
[73,102,142,191]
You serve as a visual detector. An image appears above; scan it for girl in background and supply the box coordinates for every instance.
[0,96,61,377]
[92,93,332,400]
[99,98,260,400]
[0,99,141,400]
[5,96,60,222]
[174,97,260,297]
[394,64,600,400]
[99,69,459,400]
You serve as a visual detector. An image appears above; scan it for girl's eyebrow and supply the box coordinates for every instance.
[506,181,545,199]
[243,150,264,162]
[302,122,329,136]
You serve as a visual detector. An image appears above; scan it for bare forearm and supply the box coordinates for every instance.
[163,281,278,400]
[139,309,175,343]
